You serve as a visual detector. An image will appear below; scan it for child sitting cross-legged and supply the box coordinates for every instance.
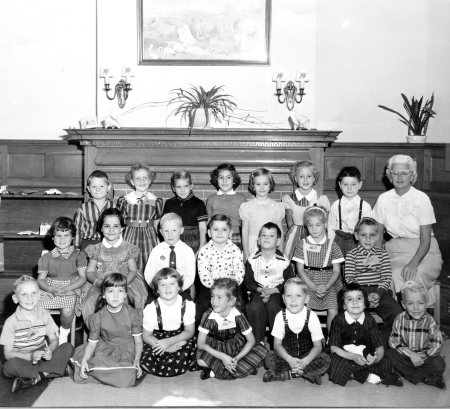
[344,217,402,337]
[244,222,295,345]
[263,278,330,384]
[328,283,403,387]
[386,281,446,389]
[140,268,197,377]
[0,276,74,393]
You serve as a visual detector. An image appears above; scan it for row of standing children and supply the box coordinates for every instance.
[1,160,445,391]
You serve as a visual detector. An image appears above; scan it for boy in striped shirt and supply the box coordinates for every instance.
[386,281,445,389]
[73,170,113,251]
[0,276,73,393]
[344,217,402,334]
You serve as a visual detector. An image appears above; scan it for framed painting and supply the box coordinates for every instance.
[138,0,271,65]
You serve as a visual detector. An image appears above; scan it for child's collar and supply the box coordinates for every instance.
[295,188,316,201]
[344,310,365,324]
[306,235,326,245]
[217,189,236,196]
[103,236,123,248]
[164,240,180,247]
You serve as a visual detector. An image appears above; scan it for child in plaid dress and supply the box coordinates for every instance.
[263,278,330,383]
[328,283,403,387]
[37,217,90,345]
[141,268,197,377]
[197,278,267,380]
[83,209,147,321]
[293,206,344,330]
[282,161,330,261]
[116,164,163,273]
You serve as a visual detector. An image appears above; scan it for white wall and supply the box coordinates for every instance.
[0,0,449,142]
[0,0,96,139]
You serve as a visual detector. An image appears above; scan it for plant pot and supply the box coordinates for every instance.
[406,134,427,143]
[191,109,210,128]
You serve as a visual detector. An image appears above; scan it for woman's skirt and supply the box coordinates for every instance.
[385,237,442,301]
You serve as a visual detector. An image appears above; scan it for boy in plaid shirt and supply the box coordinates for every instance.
[344,217,402,334]
[386,281,445,389]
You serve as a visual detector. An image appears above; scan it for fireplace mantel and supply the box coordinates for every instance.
[65,127,341,197]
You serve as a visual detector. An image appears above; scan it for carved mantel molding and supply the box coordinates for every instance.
[65,127,341,194]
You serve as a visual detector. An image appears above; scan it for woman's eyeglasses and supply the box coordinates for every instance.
[390,170,411,176]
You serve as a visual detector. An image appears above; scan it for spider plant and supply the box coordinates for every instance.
[168,85,237,127]
[378,93,436,135]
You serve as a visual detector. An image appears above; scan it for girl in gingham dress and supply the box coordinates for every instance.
[116,164,163,273]
[282,161,330,261]
[197,278,267,380]
[37,217,90,345]
[141,268,197,377]
[293,206,344,330]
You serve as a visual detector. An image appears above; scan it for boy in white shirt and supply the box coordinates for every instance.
[144,213,195,300]
[263,278,330,384]
[329,166,372,256]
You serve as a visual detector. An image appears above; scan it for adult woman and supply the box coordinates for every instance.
[373,155,442,302]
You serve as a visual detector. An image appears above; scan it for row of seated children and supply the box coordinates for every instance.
[1,274,445,393]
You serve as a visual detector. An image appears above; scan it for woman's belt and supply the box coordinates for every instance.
[125,221,150,228]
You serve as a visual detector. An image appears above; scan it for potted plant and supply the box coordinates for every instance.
[378,93,435,143]
[168,85,237,128]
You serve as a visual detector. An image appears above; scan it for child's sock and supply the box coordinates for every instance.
[58,326,70,345]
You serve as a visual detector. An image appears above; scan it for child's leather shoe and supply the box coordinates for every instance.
[423,374,446,389]
[381,373,403,387]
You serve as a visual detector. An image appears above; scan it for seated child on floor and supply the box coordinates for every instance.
[197,278,267,380]
[0,276,73,394]
[83,208,148,320]
[386,281,446,389]
[328,283,403,387]
[344,217,402,334]
[141,268,197,377]
[37,216,90,345]
[144,212,196,301]
[244,222,295,344]
[196,214,245,326]
[70,273,144,388]
[263,278,330,384]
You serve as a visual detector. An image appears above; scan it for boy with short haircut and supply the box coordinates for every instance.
[329,166,372,256]
[345,217,402,333]
[263,278,330,384]
[387,281,446,389]
[196,214,245,325]
[244,222,295,344]
[74,170,114,250]
[144,212,196,299]
[0,276,74,393]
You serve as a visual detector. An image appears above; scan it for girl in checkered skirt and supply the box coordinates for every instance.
[293,206,344,330]
[197,278,267,380]
[37,217,90,345]
[140,268,197,377]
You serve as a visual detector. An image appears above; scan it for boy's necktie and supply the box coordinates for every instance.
[169,246,176,269]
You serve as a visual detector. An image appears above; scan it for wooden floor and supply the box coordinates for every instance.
[0,340,448,409]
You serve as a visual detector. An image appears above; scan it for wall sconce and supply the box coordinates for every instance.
[273,71,309,111]
[99,67,134,109]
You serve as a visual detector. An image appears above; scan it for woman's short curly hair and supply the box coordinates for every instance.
[210,163,241,190]
[386,154,418,185]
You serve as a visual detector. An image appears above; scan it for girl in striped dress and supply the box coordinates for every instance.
[282,161,330,261]
[293,206,344,331]
[197,278,267,380]
[117,164,163,273]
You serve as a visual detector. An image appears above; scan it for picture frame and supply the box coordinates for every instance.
[138,0,271,65]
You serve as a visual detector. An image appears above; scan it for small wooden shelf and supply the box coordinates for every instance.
[0,194,83,200]
[0,232,46,240]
